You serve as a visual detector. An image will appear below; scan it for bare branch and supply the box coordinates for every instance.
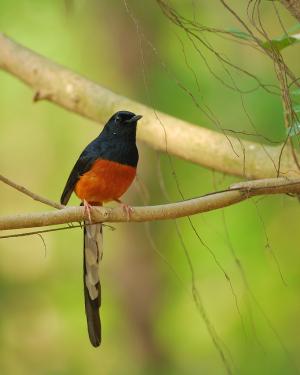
[0,174,63,209]
[0,33,299,179]
[1,177,299,231]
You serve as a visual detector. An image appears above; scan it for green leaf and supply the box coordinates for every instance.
[287,121,300,137]
[226,24,300,51]
[263,33,300,51]
[226,28,253,41]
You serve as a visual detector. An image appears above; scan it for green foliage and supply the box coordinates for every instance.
[262,24,300,51]
[263,33,300,51]
[228,24,300,52]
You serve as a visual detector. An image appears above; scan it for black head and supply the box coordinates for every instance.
[103,111,142,139]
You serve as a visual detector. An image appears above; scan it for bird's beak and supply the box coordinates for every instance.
[128,114,143,123]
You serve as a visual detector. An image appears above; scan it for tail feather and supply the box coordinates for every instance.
[83,222,102,347]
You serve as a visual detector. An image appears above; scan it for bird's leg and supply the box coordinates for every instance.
[114,199,133,221]
[83,199,93,223]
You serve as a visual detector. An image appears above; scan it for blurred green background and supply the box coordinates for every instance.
[1,1,300,374]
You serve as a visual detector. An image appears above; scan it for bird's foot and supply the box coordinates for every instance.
[83,199,93,223]
[115,199,134,221]
[122,204,134,221]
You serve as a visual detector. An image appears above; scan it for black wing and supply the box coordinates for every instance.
[60,133,109,205]
[60,152,96,205]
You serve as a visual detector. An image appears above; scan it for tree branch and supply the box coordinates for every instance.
[280,0,300,22]
[0,33,299,179]
[1,177,299,231]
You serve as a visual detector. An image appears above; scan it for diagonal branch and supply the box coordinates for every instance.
[0,33,299,179]
[1,177,300,231]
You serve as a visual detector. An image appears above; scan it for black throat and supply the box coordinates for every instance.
[94,129,139,167]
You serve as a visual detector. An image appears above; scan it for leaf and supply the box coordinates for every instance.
[263,33,300,51]
[227,24,300,51]
[226,28,253,41]
[287,121,300,136]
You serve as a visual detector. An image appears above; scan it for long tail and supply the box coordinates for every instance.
[83,222,102,347]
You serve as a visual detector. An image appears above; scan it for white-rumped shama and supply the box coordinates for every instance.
[60,111,142,347]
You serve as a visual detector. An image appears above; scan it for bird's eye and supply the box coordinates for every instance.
[115,116,120,123]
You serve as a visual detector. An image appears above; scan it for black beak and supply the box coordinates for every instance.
[128,114,142,123]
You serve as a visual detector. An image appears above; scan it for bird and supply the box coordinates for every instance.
[60,110,142,347]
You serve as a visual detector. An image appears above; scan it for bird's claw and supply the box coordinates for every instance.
[122,203,134,221]
[83,200,93,223]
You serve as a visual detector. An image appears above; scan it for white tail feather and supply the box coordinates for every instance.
[84,223,102,300]
[84,222,102,347]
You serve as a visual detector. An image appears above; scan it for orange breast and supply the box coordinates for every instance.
[75,159,136,204]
